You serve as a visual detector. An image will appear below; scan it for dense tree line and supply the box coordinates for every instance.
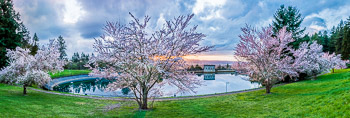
[298,18,350,60]
[65,52,93,70]
[272,4,350,61]
[216,64,231,70]
[187,64,203,71]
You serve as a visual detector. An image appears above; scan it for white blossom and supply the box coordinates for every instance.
[89,13,211,109]
[0,40,65,95]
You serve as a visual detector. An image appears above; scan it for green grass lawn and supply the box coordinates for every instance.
[1,69,350,117]
[49,70,91,79]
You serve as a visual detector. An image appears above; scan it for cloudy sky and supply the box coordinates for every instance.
[13,0,350,61]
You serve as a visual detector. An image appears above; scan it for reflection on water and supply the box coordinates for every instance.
[53,79,133,97]
[53,73,260,97]
[203,74,215,80]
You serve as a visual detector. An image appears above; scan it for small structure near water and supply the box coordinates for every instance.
[203,65,215,72]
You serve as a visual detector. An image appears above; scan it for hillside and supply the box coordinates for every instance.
[0,69,349,117]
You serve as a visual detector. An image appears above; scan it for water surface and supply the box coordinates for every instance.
[53,73,260,97]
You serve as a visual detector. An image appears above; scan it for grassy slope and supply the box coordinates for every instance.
[0,83,126,117]
[49,70,91,79]
[1,69,350,117]
[126,69,350,117]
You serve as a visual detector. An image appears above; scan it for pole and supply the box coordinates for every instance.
[226,82,229,93]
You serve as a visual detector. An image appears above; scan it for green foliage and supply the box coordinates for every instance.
[49,70,91,79]
[272,5,305,40]
[310,31,331,52]
[217,64,223,70]
[298,18,350,57]
[121,87,131,95]
[29,33,39,55]
[308,17,350,59]
[216,64,231,70]
[295,35,311,48]
[187,64,203,71]
[71,52,80,63]
[0,0,30,68]
[329,26,337,53]
[65,52,91,70]
[341,17,350,59]
[335,20,345,54]
[195,64,202,70]
[57,35,67,60]
[65,52,94,70]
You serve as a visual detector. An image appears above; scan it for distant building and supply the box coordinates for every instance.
[204,73,215,80]
[203,65,215,72]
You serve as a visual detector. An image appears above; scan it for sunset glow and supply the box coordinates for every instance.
[183,55,237,61]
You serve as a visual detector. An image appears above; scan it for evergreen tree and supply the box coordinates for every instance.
[194,64,202,70]
[272,5,305,49]
[57,35,67,60]
[313,31,325,50]
[189,65,195,71]
[300,34,311,42]
[79,52,85,69]
[291,34,312,49]
[310,32,319,43]
[272,5,305,39]
[72,52,80,63]
[322,31,330,52]
[217,65,222,70]
[335,20,345,54]
[30,33,39,55]
[329,26,337,53]
[0,0,30,68]
[80,52,89,63]
[341,17,350,59]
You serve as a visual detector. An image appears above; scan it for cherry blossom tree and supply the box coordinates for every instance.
[323,52,348,73]
[294,42,348,78]
[0,40,65,95]
[233,26,298,93]
[293,42,332,79]
[231,61,249,74]
[89,13,211,109]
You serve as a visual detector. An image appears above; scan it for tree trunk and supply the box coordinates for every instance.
[332,68,335,73]
[23,85,27,95]
[139,87,148,110]
[265,84,272,94]
[140,96,148,110]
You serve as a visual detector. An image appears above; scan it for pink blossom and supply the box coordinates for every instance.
[88,13,211,109]
[233,25,298,93]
